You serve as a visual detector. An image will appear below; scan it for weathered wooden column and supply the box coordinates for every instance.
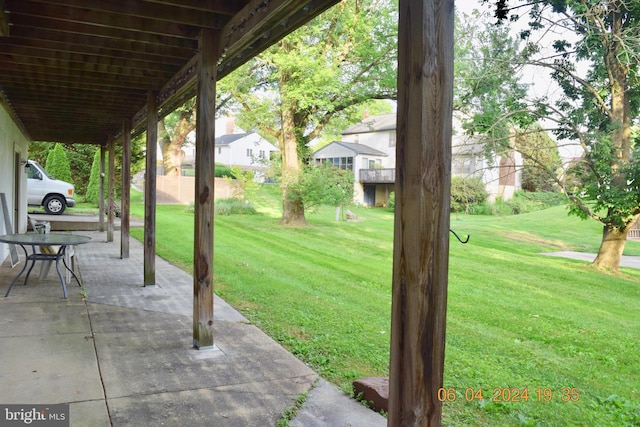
[144,91,158,287]
[99,144,106,232]
[121,118,132,259]
[388,0,454,426]
[193,28,219,349]
[107,136,115,242]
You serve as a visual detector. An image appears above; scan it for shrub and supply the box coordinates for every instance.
[215,165,233,178]
[450,177,489,213]
[214,198,257,216]
[85,150,108,205]
[45,143,72,183]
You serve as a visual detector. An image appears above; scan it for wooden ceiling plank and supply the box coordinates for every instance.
[0,60,172,82]
[1,36,192,64]
[8,26,195,59]
[0,70,167,91]
[7,1,200,40]
[26,0,228,29]
[0,46,185,72]
[141,0,241,15]
[8,14,198,49]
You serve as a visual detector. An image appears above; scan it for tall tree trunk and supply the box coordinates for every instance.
[591,5,633,271]
[158,111,194,177]
[279,91,307,225]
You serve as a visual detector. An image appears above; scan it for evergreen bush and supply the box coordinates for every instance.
[85,150,108,205]
[45,143,72,183]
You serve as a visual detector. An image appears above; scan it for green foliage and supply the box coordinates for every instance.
[297,164,355,210]
[455,9,530,149]
[515,126,562,192]
[214,198,257,216]
[65,144,99,196]
[214,164,233,178]
[31,142,98,196]
[44,143,72,183]
[567,138,640,230]
[450,177,489,213]
[85,150,108,205]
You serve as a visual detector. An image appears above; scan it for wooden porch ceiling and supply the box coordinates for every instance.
[0,0,339,145]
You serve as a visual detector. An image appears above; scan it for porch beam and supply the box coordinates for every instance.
[99,144,105,233]
[144,91,158,287]
[121,118,131,259]
[192,28,219,349]
[107,136,115,242]
[388,0,454,426]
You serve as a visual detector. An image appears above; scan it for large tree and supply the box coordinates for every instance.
[487,0,640,270]
[217,0,398,225]
[158,97,196,176]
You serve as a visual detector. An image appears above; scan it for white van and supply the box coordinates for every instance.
[26,160,76,214]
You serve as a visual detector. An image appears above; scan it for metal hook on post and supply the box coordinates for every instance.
[449,228,470,244]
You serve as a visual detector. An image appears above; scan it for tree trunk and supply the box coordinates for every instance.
[592,220,636,271]
[158,111,194,177]
[279,96,307,225]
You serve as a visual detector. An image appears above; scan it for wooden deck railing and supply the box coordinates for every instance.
[359,168,395,183]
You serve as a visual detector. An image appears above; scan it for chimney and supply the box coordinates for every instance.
[226,115,235,134]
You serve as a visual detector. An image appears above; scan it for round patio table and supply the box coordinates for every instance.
[0,233,92,298]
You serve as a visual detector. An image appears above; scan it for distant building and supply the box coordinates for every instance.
[313,113,522,207]
[182,116,279,180]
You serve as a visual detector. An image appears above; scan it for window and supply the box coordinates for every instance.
[259,150,266,159]
[389,132,396,147]
[218,147,221,154]
[246,148,253,157]
[317,157,353,170]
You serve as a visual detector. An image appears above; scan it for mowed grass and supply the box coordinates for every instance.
[130,186,640,426]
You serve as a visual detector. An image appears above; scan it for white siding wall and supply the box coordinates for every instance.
[228,134,278,168]
[0,103,29,263]
[342,131,396,168]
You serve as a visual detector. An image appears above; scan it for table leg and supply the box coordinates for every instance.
[55,246,68,299]
[61,250,82,287]
[4,244,30,297]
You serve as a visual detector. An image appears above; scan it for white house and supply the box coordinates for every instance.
[313,141,390,206]
[215,132,278,172]
[314,113,522,206]
[0,98,30,263]
[182,116,279,178]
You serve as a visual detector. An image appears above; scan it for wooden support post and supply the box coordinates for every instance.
[192,28,219,349]
[144,91,158,287]
[107,137,115,242]
[121,118,132,259]
[388,0,454,426]
[99,144,106,233]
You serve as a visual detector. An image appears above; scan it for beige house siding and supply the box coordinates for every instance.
[155,176,242,204]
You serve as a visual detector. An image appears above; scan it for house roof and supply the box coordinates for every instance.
[215,133,250,146]
[0,0,340,145]
[314,141,388,157]
[341,113,396,135]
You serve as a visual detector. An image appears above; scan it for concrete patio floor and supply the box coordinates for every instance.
[0,230,386,427]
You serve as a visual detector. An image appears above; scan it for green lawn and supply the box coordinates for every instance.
[130,186,640,426]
